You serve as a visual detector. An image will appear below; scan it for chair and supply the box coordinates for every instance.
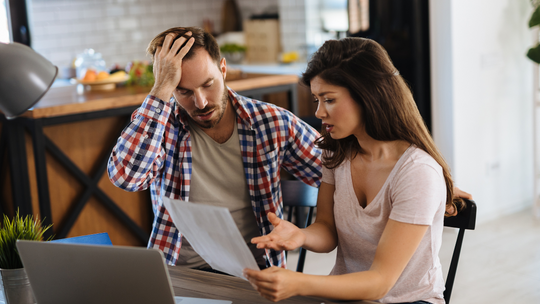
[281,179,318,273]
[443,199,477,304]
[50,232,113,246]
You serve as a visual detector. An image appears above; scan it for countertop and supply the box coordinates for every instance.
[24,73,299,119]
[227,62,308,76]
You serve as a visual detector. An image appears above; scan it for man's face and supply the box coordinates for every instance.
[172,48,228,129]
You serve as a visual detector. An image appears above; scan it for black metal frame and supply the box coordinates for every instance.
[443,199,477,304]
[0,116,33,216]
[0,106,148,242]
[281,180,318,273]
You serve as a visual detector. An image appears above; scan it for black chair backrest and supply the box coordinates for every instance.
[281,180,318,273]
[443,199,477,304]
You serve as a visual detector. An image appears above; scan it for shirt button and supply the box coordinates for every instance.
[144,134,149,139]
[155,108,161,114]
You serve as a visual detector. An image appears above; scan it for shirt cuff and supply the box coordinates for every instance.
[137,95,173,126]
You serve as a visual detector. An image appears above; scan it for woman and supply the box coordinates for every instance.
[243,37,466,303]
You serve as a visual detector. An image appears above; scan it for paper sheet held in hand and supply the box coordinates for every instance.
[162,197,260,279]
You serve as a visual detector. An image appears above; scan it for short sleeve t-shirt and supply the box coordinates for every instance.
[323,145,446,304]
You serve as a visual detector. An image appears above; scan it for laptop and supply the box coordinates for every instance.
[16,240,231,304]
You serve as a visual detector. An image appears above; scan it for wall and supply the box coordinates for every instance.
[430,0,534,223]
[278,0,307,57]
[28,0,277,69]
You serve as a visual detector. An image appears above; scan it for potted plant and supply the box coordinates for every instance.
[0,211,52,304]
[220,43,247,64]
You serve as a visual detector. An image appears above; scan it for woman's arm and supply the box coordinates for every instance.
[251,182,338,253]
[245,219,428,302]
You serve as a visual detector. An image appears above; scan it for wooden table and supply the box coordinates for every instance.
[168,266,377,304]
[0,74,299,245]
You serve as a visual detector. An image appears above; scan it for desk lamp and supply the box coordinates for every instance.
[0,42,57,119]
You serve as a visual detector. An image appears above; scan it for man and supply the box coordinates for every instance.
[107,27,322,270]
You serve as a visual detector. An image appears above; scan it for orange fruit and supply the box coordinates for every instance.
[97,71,110,80]
[83,70,97,82]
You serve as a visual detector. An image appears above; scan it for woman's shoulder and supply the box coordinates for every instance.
[399,145,443,177]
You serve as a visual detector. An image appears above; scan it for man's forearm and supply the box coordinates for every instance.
[107,95,171,191]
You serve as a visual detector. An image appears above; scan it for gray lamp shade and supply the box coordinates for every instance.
[0,42,58,119]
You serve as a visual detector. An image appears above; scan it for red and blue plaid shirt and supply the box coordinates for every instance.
[108,88,322,267]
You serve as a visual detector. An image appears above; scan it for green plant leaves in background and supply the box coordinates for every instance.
[528,44,540,64]
[531,5,540,28]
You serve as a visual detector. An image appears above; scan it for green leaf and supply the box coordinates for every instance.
[527,44,540,63]
[0,210,53,269]
[530,5,540,28]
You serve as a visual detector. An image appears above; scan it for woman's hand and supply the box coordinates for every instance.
[251,213,305,251]
[447,186,473,216]
[244,267,303,302]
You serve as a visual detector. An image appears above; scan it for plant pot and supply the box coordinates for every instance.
[222,51,245,64]
[0,268,36,304]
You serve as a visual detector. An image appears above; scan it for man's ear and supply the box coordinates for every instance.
[220,57,227,80]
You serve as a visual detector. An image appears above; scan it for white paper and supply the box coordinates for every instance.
[162,197,260,279]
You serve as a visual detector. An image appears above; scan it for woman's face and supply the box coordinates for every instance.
[311,76,364,140]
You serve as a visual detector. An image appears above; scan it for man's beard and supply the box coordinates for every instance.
[180,84,230,129]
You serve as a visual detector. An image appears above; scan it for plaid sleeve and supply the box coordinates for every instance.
[107,95,173,192]
[281,112,323,187]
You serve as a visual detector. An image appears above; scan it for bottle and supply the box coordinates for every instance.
[74,49,107,80]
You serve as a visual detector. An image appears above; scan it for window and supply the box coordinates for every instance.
[0,0,10,43]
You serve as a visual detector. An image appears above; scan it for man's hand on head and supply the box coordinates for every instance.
[150,32,195,103]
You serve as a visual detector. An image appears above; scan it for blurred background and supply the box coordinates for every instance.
[1,0,538,302]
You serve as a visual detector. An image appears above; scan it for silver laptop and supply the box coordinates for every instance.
[16,240,231,304]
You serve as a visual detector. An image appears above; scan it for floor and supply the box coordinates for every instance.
[286,207,540,304]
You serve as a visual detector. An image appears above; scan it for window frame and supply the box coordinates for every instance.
[5,0,31,46]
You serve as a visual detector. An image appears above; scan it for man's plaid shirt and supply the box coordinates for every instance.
[107,88,322,267]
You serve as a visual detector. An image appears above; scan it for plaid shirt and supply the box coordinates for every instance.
[108,87,322,267]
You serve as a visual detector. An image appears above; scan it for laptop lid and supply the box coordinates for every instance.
[16,240,176,304]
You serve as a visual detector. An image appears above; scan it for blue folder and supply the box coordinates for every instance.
[50,232,113,246]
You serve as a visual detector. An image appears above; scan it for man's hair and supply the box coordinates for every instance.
[146,27,221,64]
[302,37,463,216]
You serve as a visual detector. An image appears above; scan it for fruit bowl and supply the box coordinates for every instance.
[71,75,130,91]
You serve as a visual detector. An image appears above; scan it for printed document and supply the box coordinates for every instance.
[162,197,260,279]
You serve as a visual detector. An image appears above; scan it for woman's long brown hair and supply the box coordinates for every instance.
[302,37,464,216]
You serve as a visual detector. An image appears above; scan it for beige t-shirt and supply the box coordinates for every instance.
[178,122,266,269]
[323,145,446,304]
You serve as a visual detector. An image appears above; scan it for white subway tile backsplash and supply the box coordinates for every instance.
[32,39,58,51]
[131,31,144,41]
[70,21,97,33]
[82,8,105,19]
[108,31,129,43]
[115,0,139,4]
[118,17,139,30]
[94,19,117,31]
[84,33,108,45]
[31,11,57,23]
[106,5,126,17]
[60,35,83,48]
[149,3,169,15]
[45,23,74,36]
[29,0,308,68]
[128,5,145,15]
[55,9,82,21]
[48,50,75,66]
